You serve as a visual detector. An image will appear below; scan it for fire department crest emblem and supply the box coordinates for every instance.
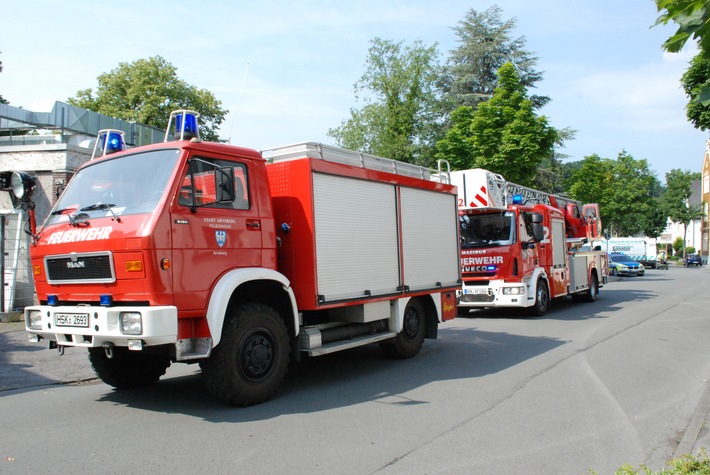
[215,230,227,248]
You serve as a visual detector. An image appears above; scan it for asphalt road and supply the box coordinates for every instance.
[1,265,709,474]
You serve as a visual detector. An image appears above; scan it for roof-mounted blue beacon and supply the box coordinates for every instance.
[91,129,126,160]
[165,110,200,142]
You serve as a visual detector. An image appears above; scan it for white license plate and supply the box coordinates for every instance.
[55,313,89,328]
[465,288,488,295]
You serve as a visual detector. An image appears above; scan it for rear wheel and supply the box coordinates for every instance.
[380,298,426,359]
[529,278,549,316]
[201,303,290,406]
[88,347,171,389]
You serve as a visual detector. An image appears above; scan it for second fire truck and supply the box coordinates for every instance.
[452,168,608,316]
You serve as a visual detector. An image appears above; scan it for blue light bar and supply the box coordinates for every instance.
[511,194,524,205]
[486,265,497,271]
[47,295,58,306]
[99,294,113,306]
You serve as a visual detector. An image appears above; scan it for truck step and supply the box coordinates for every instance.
[302,332,397,357]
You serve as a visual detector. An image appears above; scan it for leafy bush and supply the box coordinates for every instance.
[591,449,710,475]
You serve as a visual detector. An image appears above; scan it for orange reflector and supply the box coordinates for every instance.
[160,258,170,270]
[125,260,143,272]
[33,265,41,275]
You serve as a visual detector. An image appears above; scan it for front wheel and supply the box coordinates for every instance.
[201,303,290,406]
[380,298,426,359]
[529,278,549,316]
[88,347,171,389]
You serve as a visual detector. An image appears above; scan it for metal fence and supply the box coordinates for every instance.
[1,212,35,312]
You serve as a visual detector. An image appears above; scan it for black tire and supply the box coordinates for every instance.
[380,298,426,359]
[201,303,290,407]
[584,274,598,303]
[611,267,618,276]
[530,278,549,316]
[88,347,171,389]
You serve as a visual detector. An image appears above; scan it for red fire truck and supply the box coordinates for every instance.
[11,111,460,406]
[451,168,607,316]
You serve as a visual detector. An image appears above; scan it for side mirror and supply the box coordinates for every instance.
[215,167,235,203]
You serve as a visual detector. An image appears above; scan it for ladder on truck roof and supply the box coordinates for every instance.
[457,168,580,210]
[261,142,451,184]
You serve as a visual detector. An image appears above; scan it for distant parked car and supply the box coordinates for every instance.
[683,254,703,267]
[608,252,645,276]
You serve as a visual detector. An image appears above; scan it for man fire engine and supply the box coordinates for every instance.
[10,110,460,406]
[451,168,607,316]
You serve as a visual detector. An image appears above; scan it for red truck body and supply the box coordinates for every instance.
[452,168,607,316]
[20,121,460,405]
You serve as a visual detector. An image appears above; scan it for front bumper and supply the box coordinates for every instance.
[458,281,531,309]
[24,305,178,348]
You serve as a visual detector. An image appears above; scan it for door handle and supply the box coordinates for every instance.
[246,220,261,229]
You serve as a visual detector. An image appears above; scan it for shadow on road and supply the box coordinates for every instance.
[94,325,565,422]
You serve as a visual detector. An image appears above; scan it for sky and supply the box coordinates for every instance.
[2,0,708,181]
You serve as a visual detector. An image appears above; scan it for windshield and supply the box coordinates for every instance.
[45,149,181,226]
[460,211,515,248]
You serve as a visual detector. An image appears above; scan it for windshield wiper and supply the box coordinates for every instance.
[80,203,122,223]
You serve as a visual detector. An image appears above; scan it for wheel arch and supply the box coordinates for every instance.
[206,268,299,348]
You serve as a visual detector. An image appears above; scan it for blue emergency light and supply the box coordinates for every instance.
[486,265,497,271]
[511,194,524,205]
[91,129,126,160]
[166,110,200,141]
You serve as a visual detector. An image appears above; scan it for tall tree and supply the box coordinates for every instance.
[68,56,227,142]
[680,54,710,130]
[442,5,548,111]
[661,168,703,256]
[436,63,556,187]
[328,38,443,165]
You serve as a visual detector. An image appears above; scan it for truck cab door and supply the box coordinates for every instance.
[169,156,263,314]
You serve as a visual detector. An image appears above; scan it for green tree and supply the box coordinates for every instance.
[442,5,548,111]
[654,0,710,105]
[68,56,227,142]
[680,54,710,130]
[436,62,556,186]
[567,154,615,217]
[606,152,661,236]
[327,38,443,165]
[661,168,703,257]
[567,152,661,237]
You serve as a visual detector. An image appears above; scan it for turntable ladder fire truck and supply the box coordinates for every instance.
[451,168,607,316]
[11,111,461,406]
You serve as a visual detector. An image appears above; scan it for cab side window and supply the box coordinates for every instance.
[178,157,249,210]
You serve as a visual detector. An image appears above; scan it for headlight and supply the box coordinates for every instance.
[503,286,526,295]
[26,309,42,330]
[119,312,143,335]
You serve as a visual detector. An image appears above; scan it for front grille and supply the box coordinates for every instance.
[460,293,495,303]
[45,252,115,284]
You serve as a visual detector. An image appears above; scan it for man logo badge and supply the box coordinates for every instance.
[215,230,227,248]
